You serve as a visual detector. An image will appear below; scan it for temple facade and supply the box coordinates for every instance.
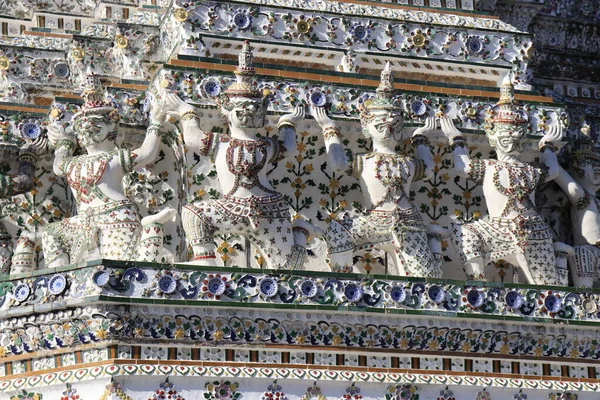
[0,0,599,399]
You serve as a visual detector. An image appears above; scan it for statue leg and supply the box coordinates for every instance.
[42,221,71,268]
[391,226,440,278]
[427,225,450,277]
[11,231,36,274]
[325,219,359,273]
[284,219,323,270]
[379,244,407,277]
[0,222,13,275]
[97,207,142,262]
[516,239,557,285]
[553,242,573,286]
[251,218,294,269]
[181,202,221,265]
[452,223,486,281]
[137,207,177,262]
[571,244,599,288]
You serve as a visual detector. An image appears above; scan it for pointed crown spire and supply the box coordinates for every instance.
[224,40,261,99]
[497,73,515,107]
[490,72,526,126]
[72,68,119,122]
[364,62,401,113]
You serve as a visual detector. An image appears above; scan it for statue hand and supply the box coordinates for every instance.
[22,135,49,155]
[278,106,305,126]
[161,92,196,118]
[46,123,74,148]
[539,124,563,149]
[150,106,167,126]
[311,105,336,130]
[413,116,436,137]
[439,116,462,140]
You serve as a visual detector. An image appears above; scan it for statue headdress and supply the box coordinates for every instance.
[359,62,404,139]
[223,41,262,101]
[360,62,401,120]
[70,68,120,146]
[484,73,528,147]
[573,124,600,164]
[72,68,119,124]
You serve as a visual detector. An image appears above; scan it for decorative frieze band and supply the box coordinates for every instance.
[0,362,598,394]
[175,1,532,78]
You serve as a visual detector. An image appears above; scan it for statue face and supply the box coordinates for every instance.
[227,97,266,129]
[75,115,118,147]
[363,109,403,142]
[489,125,525,154]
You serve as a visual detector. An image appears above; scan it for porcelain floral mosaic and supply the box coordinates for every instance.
[1,0,600,398]
[175,1,533,77]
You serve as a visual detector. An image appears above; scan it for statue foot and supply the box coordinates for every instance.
[463,258,486,281]
[553,242,573,286]
[45,254,70,269]
[141,207,177,227]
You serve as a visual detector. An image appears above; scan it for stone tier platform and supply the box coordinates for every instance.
[0,260,598,399]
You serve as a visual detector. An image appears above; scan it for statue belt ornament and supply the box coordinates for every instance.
[365,206,423,224]
[76,199,138,219]
[215,194,290,230]
[484,212,550,251]
[331,207,424,254]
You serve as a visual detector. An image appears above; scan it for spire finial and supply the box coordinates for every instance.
[497,72,515,107]
[224,40,261,99]
[70,68,119,127]
[236,40,255,78]
[375,61,394,100]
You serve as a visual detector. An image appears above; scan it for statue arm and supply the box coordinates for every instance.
[275,106,305,162]
[131,123,163,169]
[554,166,586,204]
[10,137,47,195]
[452,148,473,179]
[311,106,348,174]
[439,116,472,178]
[162,92,208,151]
[540,148,560,182]
[52,145,74,177]
[131,97,173,168]
[47,124,76,177]
[10,160,36,195]
[180,114,211,152]
[538,124,564,183]
[411,116,436,181]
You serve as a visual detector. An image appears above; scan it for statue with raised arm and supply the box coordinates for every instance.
[0,136,46,275]
[441,74,563,285]
[42,70,175,268]
[162,41,314,269]
[312,62,445,277]
[554,124,600,287]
